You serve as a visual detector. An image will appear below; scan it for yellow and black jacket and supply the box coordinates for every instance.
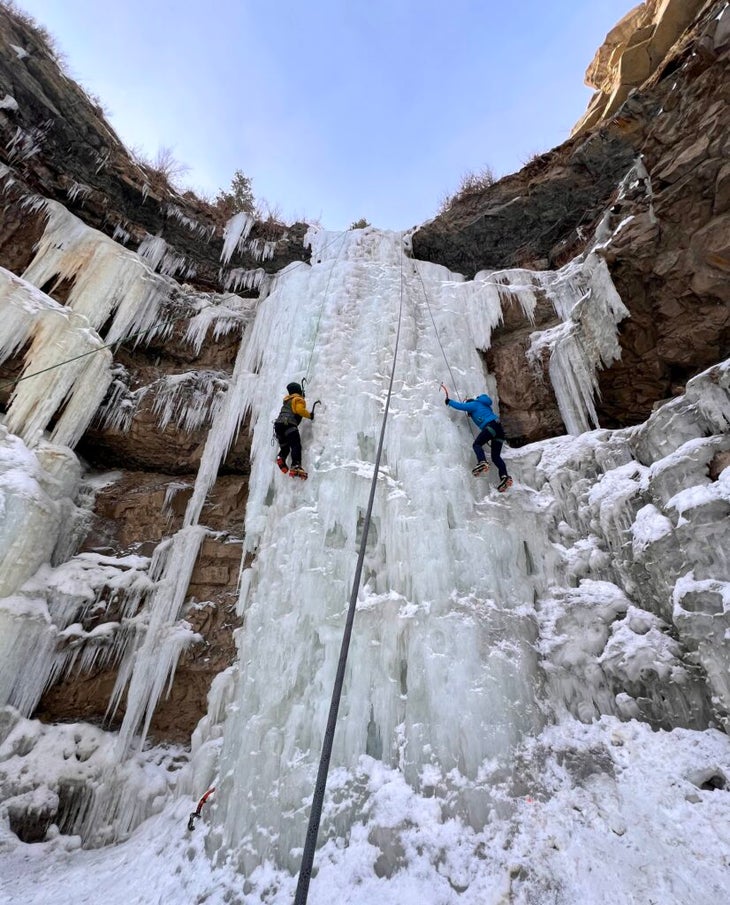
[276,392,313,428]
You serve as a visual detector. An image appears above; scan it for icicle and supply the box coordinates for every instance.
[0,266,43,362]
[525,255,629,434]
[136,234,168,270]
[112,222,131,244]
[164,203,211,238]
[220,212,254,266]
[22,200,176,345]
[220,266,266,294]
[66,181,92,204]
[110,525,206,755]
[0,428,82,597]
[242,238,276,262]
[0,596,56,714]
[6,125,43,162]
[4,307,112,447]
[0,267,113,448]
[150,372,228,433]
[182,340,255,527]
[184,293,257,355]
[96,371,229,435]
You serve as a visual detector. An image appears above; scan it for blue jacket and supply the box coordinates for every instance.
[447,394,498,429]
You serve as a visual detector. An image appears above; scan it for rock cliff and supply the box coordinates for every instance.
[413,0,729,442]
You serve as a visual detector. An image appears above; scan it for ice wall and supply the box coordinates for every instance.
[204,229,561,869]
[185,227,728,882]
[2,195,728,887]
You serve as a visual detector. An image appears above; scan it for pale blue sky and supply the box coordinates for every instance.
[14,1,637,230]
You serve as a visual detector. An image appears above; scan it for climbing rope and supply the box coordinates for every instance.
[293,237,406,905]
[0,306,199,395]
[411,261,465,401]
[409,260,478,438]
[302,229,348,385]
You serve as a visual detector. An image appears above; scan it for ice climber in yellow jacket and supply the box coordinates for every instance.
[274,381,318,480]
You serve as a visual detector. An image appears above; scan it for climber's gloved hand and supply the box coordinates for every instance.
[444,396,450,405]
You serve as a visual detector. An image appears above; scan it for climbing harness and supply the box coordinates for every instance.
[186,787,215,831]
[293,237,406,905]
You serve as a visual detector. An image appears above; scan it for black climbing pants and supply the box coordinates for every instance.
[274,422,302,467]
[473,421,508,478]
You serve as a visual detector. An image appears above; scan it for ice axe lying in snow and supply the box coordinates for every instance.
[187,787,215,831]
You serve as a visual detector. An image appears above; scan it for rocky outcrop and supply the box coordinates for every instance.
[413,0,730,439]
[572,0,708,136]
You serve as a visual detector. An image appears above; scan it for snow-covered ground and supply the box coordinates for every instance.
[1,223,729,903]
[2,717,729,904]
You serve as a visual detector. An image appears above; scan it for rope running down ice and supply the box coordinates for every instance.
[410,260,477,437]
[303,230,348,384]
[293,237,407,905]
[411,261,464,400]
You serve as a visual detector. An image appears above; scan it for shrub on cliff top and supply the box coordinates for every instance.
[438,165,496,214]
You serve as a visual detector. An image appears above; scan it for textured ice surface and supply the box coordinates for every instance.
[2,715,729,905]
[0,426,81,597]
[0,266,112,448]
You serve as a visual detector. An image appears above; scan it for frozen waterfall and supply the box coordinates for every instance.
[193,228,627,870]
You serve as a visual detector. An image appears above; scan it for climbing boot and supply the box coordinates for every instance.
[289,465,308,480]
[497,475,513,493]
[472,462,489,476]
[276,456,288,474]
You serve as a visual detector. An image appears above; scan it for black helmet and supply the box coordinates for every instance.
[287,382,303,395]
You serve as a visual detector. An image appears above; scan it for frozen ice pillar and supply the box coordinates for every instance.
[205,229,548,871]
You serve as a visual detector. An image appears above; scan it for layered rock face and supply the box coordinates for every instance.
[413,0,729,442]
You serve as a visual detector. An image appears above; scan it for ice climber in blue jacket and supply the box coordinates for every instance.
[444,389,513,492]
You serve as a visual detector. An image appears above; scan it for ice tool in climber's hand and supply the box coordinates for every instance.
[187,787,215,831]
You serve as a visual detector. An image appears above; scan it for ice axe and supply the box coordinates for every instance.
[187,787,215,831]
